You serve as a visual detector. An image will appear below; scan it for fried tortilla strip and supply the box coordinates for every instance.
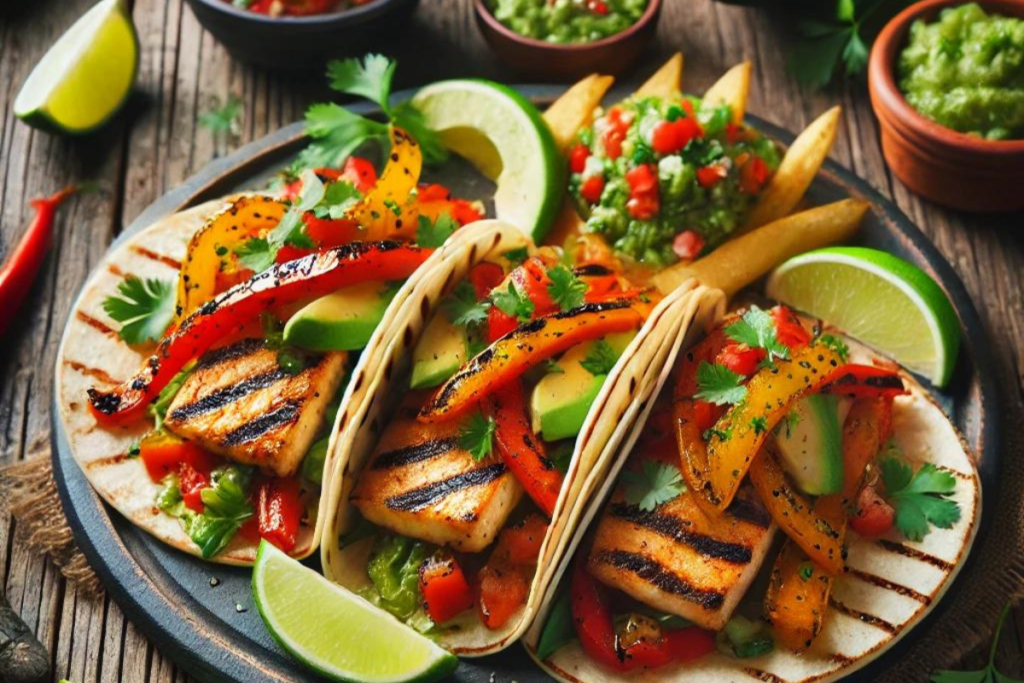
[633,53,684,99]
[703,60,752,124]
[543,73,615,151]
[743,106,842,231]
[651,198,868,297]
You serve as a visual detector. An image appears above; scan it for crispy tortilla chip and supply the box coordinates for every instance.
[544,73,615,151]
[703,60,752,124]
[633,53,684,99]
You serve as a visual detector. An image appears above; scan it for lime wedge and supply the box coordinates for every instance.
[412,79,564,242]
[252,541,457,683]
[14,0,138,134]
[765,247,961,388]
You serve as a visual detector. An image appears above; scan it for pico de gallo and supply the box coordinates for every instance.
[229,0,377,17]
[487,0,648,44]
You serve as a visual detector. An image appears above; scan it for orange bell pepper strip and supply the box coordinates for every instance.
[419,299,650,423]
[176,196,288,320]
[89,242,432,426]
[349,127,423,242]
[706,343,844,511]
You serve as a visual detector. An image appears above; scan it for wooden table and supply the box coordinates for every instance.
[1,1,1021,681]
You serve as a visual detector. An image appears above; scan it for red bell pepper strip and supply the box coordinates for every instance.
[0,186,76,336]
[89,242,431,426]
[139,434,220,483]
[822,364,907,399]
[488,382,564,517]
[257,477,303,552]
[419,553,474,624]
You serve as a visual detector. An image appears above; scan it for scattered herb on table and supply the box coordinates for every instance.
[198,96,242,136]
[930,602,1022,683]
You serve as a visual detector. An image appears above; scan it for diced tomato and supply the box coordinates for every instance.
[568,144,591,174]
[625,164,658,194]
[512,258,558,316]
[339,156,377,192]
[739,156,770,194]
[468,262,505,300]
[281,177,303,201]
[693,400,718,433]
[650,117,703,155]
[716,342,765,377]
[448,199,485,225]
[601,108,630,160]
[672,230,705,260]
[419,553,474,624]
[257,478,303,553]
[725,123,742,144]
[487,307,519,343]
[849,485,895,538]
[139,436,219,483]
[580,175,605,203]
[770,305,812,349]
[626,194,659,220]
[588,0,609,14]
[477,563,531,630]
[417,183,450,203]
[696,164,728,189]
[302,214,361,248]
[177,461,209,513]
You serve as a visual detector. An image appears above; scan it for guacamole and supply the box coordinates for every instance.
[488,0,647,44]
[567,96,779,266]
[898,3,1024,140]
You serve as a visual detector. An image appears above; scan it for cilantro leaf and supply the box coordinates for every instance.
[416,212,457,248]
[694,361,747,406]
[622,461,685,512]
[459,411,496,461]
[441,281,490,329]
[313,180,362,219]
[491,282,534,323]
[502,247,530,265]
[880,457,961,542]
[392,101,449,166]
[102,276,175,345]
[198,96,242,136]
[327,55,396,115]
[725,306,789,361]
[818,333,850,362]
[580,340,620,376]
[234,237,275,273]
[293,103,387,173]
[547,264,588,312]
[930,603,1020,683]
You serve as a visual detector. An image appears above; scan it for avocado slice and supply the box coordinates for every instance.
[772,394,847,495]
[410,314,469,389]
[284,281,398,352]
[530,332,636,442]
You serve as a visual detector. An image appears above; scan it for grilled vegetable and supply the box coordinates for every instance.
[419,553,473,624]
[0,593,49,683]
[348,128,422,242]
[477,515,548,630]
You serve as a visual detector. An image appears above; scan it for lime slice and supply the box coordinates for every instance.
[412,79,564,242]
[14,0,139,134]
[765,246,961,388]
[252,541,457,683]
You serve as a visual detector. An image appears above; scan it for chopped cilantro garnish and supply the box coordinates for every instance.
[490,282,534,323]
[750,416,768,435]
[415,212,457,248]
[234,237,275,272]
[818,333,850,362]
[441,281,490,329]
[725,306,790,361]
[580,340,620,376]
[622,461,685,512]
[459,411,496,462]
[547,264,588,312]
[879,450,961,542]
[694,361,747,406]
[798,562,814,581]
[102,276,175,345]
[312,180,362,219]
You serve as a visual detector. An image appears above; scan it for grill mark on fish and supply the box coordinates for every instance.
[742,668,789,683]
[65,360,121,385]
[130,245,183,270]
[829,598,898,634]
[385,463,507,511]
[194,338,266,369]
[76,311,118,338]
[591,549,726,610]
[372,437,459,470]
[168,368,289,421]
[609,504,753,564]
[221,401,301,446]
[846,567,931,604]
[875,539,954,571]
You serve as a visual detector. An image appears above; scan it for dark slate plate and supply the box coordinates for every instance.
[52,86,1000,683]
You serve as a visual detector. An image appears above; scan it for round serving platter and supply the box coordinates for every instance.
[52,85,1001,683]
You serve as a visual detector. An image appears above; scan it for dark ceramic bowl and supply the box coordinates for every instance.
[473,0,662,81]
[868,0,1024,212]
[185,0,421,69]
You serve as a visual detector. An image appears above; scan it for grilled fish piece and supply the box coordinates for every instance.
[588,477,775,631]
[351,405,523,553]
[163,338,346,477]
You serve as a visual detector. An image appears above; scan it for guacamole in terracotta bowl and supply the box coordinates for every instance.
[488,0,648,44]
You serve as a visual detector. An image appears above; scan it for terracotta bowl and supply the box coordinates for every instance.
[868,0,1024,212]
[473,0,663,82]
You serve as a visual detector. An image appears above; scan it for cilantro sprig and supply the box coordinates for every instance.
[622,461,685,512]
[930,603,1021,683]
[441,281,490,328]
[580,340,620,376]
[416,212,457,248]
[694,361,747,406]
[198,96,242,136]
[491,282,534,323]
[459,411,496,461]
[725,306,789,362]
[879,452,961,542]
[102,276,175,345]
[547,264,587,312]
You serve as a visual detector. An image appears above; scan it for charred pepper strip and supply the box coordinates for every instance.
[706,343,843,512]
[351,128,423,242]
[89,242,431,425]
[419,299,650,423]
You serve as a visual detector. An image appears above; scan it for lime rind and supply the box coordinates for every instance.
[252,541,457,683]
[766,246,961,388]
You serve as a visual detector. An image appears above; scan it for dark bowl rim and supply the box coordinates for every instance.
[472,0,662,52]
[186,0,410,25]
[868,0,1024,154]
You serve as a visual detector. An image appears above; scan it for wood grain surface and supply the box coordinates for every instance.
[0,1,1021,681]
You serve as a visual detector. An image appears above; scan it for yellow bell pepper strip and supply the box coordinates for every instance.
[89,242,431,426]
[349,127,423,242]
[175,196,288,320]
[706,343,843,512]
[419,299,650,424]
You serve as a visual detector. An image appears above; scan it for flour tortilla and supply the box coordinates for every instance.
[319,219,727,655]
[523,304,982,683]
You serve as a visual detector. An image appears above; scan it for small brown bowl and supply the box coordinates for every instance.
[868,0,1024,212]
[473,0,662,82]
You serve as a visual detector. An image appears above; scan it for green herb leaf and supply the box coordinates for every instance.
[725,306,789,361]
[547,264,588,312]
[548,441,574,474]
[751,415,768,435]
[623,461,685,512]
[536,591,575,660]
[416,212,457,248]
[694,361,747,406]
[102,276,175,345]
[930,604,1021,683]
[491,282,535,323]
[295,103,388,173]
[545,359,565,375]
[880,457,961,542]
[234,237,275,272]
[442,281,491,329]
[818,333,850,362]
[312,180,363,220]
[579,340,620,376]
[148,363,194,429]
[392,101,449,167]
[198,96,242,135]
[327,54,396,115]
[181,465,254,559]
[459,411,496,462]
[503,247,530,265]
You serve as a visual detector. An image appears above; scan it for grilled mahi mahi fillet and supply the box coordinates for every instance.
[351,402,523,553]
[588,477,776,631]
[163,338,346,477]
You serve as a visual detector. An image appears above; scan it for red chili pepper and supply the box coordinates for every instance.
[849,485,895,538]
[568,144,591,174]
[88,242,432,426]
[488,382,564,517]
[716,342,765,377]
[770,305,813,349]
[339,156,378,193]
[419,553,474,624]
[580,175,605,204]
[823,364,908,399]
[672,230,705,260]
[696,165,728,189]
[513,258,558,316]
[0,186,76,336]
[257,477,302,552]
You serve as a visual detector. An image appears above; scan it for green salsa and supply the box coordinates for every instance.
[567,95,779,266]
[898,3,1024,140]
[488,0,647,44]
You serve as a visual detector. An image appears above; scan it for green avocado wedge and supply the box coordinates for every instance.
[284,282,398,352]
